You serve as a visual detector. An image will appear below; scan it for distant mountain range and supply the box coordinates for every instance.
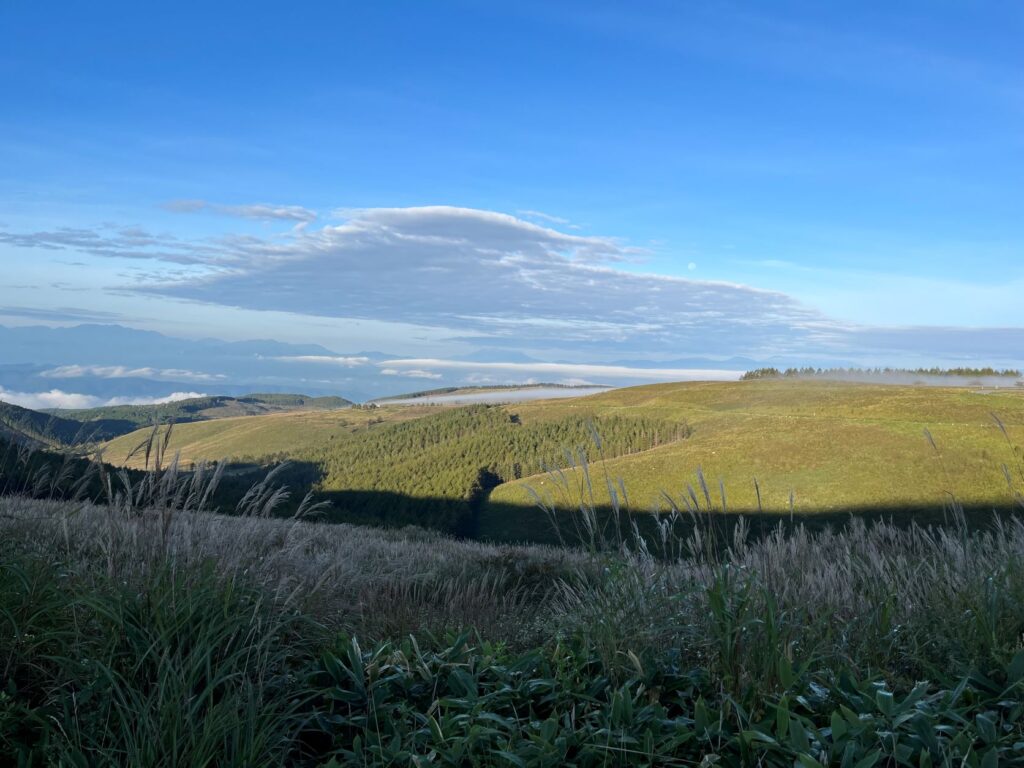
[0,323,381,402]
[0,323,335,364]
[0,322,805,406]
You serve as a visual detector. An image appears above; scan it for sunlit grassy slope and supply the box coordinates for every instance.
[487,379,1024,522]
[99,405,440,468]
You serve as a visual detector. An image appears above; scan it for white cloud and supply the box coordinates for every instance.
[164,200,317,225]
[0,225,234,266]
[0,388,206,410]
[5,205,1022,366]
[103,391,208,406]
[381,358,743,381]
[275,355,371,367]
[0,388,101,410]
[380,368,443,380]
[136,206,829,357]
[0,207,828,360]
[41,364,225,382]
[517,209,572,226]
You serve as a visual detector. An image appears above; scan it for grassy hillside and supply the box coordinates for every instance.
[297,405,688,532]
[100,399,687,533]
[485,379,1024,539]
[98,404,439,468]
[93,379,1024,541]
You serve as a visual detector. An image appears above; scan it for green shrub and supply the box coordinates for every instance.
[309,633,1024,766]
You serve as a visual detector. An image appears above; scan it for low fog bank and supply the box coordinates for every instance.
[792,372,1023,388]
[382,386,613,405]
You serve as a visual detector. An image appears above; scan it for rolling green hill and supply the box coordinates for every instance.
[99,401,688,533]
[94,380,1024,542]
[296,405,688,532]
[483,379,1024,540]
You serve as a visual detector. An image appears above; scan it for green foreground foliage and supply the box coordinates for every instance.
[313,635,1024,768]
[3,492,1024,765]
[1,561,313,766]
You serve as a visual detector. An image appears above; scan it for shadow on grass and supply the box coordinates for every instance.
[211,458,1024,549]
[300,482,1024,552]
[6,435,1021,553]
[474,498,1024,549]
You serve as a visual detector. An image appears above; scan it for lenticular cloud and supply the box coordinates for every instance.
[145,206,832,357]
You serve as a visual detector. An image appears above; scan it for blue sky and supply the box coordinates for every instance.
[1,1,1023,402]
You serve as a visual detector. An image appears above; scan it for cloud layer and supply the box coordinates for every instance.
[379,358,744,382]
[4,205,1023,369]
[163,200,318,225]
[275,355,371,367]
[153,206,835,357]
[41,365,224,382]
[0,388,206,410]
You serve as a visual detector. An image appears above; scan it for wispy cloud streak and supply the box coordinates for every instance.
[163,200,318,226]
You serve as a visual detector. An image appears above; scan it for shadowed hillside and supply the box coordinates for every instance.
[0,401,130,447]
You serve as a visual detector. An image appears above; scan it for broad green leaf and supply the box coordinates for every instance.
[831,711,848,740]
[798,754,826,768]
[489,749,524,765]
[876,690,894,718]
[976,712,997,744]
